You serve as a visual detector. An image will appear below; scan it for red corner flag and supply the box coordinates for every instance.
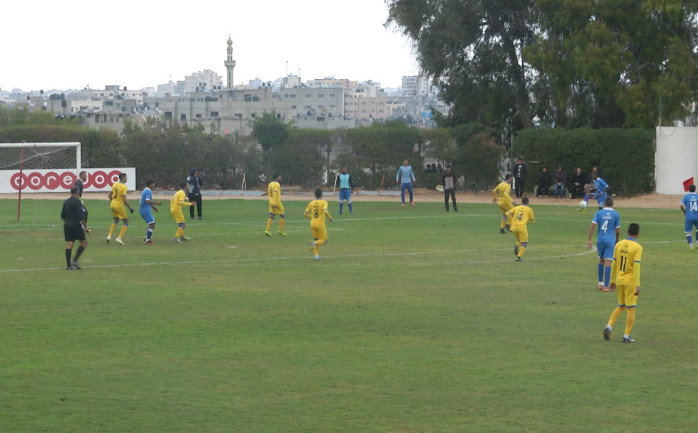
[683,177,695,192]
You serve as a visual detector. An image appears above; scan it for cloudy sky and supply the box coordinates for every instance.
[1,0,420,92]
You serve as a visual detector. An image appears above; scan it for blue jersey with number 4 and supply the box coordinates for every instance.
[592,207,620,243]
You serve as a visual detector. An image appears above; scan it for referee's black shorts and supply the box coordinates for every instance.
[64,222,86,242]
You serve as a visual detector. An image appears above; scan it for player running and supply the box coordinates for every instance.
[264,174,286,237]
[492,174,514,233]
[587,197,621,291]
[107,172,133,245]
[603,223,643,343]
[170,181,194,243]
[140,180,162,245]
[506,196,535,261]
[680,184,698,251]
[590,171,609,210]
[304,188,333,261]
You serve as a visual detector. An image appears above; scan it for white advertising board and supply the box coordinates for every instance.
[0,168,136,193]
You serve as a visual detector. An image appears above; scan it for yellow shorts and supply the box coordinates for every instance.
[110,205,128,219]
[512,226,528,242]
[171,209,185,224]
[616,283,638,308]
[499,202,513,214]
[311,225,327,241]
[269,202,285,215]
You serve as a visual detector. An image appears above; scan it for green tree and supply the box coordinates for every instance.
[526,0,698,128]
[251,112,289,151]
[387,0,538,135]
[263,128,329,187]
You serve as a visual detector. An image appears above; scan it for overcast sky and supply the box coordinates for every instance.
[1,0,420,92]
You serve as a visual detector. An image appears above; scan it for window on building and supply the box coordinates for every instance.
[164,112,172,120]
[196,114,202,119]
[181,114,187,120]
[318,94,324,98]
[211,111,219,117]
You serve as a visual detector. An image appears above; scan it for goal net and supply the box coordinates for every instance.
[0,142,81,221]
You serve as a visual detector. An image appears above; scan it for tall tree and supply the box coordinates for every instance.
[526,0,698,128]
[387,0,538,136]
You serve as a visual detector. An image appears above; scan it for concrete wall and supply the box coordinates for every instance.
[656,126,698,194]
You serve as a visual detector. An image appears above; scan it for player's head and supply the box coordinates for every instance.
[604,197,614,207]
[690,185,696,193]
[146,179,154,188]
[522,196,529,205]
[273,173,281,181]
[445,165,452,172]
[78,171,87,181]
[70,186,79,196]
[541,167,547,172]
[591,171,599,180]
[180,181,188,189]
[314,188,323,199]
[341,167,348,174]
[627,223,640,237]
[517,158,523,165]
[403,159,409,166]
[505,174,512,182]
[119,172,127,181]
[190,168,197,176]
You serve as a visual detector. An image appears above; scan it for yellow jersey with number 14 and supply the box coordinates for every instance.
[507,205,535,230]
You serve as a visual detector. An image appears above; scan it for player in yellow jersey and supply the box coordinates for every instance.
[304,188,333,261]
[506,196,535,261]
[263,173,286,237]
[603,223,643,343]
[492,174,515,233]
[107,172,134,245]
[170,181,194,243]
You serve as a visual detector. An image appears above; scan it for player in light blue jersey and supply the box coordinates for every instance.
[587,197,620,291]
[591,171,609,209]
[396,159,416,206]
[335,167,355,215]
[680,184,698,251]
[139,180,162,245]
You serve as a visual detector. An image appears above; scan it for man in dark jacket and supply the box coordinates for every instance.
[513,158,527,198]
[537,167,551,197]
[571,167,586,198]
[440,165,458,212]
[187,168,203,220]
[61,186,89,270]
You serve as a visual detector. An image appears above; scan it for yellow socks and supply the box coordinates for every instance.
[266,218,273,231]
[118,226,128,239]
[608,306,625,327]
[108,223,117,237]
[279,218,285,232]
[624,308,636,336]
[517,246,525,258]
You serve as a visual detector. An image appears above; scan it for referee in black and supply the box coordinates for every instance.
[61,186,89,270]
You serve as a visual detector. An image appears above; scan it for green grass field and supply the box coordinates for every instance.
[1,196,697,432]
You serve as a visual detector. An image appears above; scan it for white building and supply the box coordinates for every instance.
[184,70,224,94]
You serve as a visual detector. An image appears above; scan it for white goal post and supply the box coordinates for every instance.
[0,142,81,221]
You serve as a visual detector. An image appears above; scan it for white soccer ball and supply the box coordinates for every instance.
[579,200,588,210]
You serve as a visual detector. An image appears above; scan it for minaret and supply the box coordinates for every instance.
[224,36,236,89]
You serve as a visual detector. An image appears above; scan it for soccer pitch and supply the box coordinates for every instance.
[1,197,696,432]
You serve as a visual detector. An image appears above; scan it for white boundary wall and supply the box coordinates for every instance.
[656,126,698,195]
[0,168,136,193]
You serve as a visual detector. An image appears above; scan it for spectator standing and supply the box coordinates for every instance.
[440,165,458,212]
[554,167,567,199]
[537,167,551,198]
[187,169,203,220]
[513,158,527,198]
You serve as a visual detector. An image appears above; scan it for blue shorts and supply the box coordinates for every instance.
[597,239,615,260]
[685,217,698,233]
[596,192,607,207]
[140,209,155,225]
[339,189,351,202]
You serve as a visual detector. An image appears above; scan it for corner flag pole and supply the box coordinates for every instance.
[378,174,385,195]
[241,172,246,196]
[16,144,24,222]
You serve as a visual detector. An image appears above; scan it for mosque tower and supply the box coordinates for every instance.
[224,36,236,89]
